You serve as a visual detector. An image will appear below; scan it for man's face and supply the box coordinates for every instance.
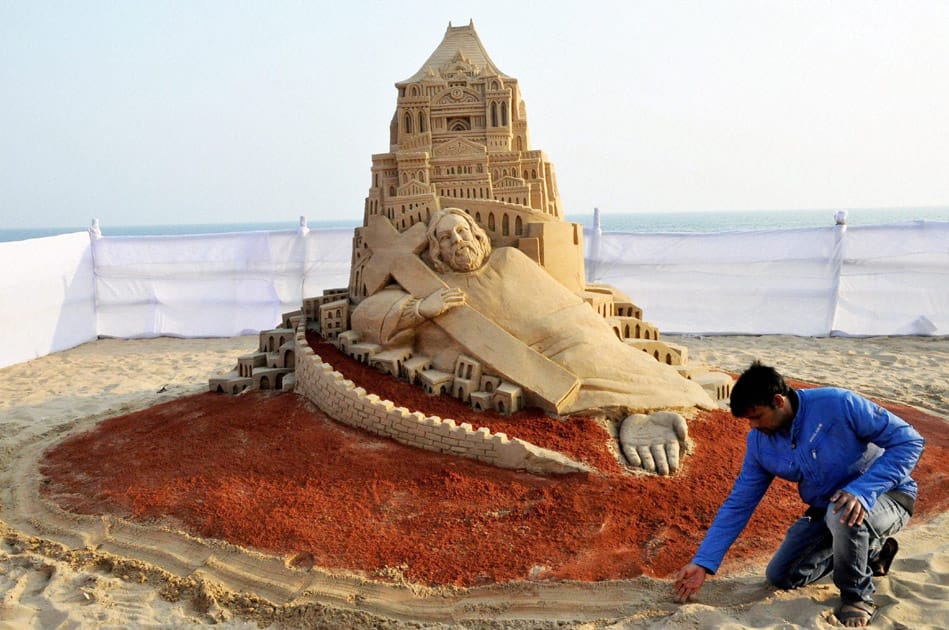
[740,394,794,435]
[435,214,485,271]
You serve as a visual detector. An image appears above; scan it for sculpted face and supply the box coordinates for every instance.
[435,214,486,272]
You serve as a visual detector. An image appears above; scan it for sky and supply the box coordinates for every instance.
[2,1,948,229]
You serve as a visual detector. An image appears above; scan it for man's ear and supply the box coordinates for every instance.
[771,393,785,409]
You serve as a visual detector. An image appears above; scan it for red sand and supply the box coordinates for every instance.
[40,335,949,588]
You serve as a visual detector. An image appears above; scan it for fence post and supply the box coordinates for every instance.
[827,210,847,335]
[88,218,103,336]
[298,215,310,301]
[586,207,602,283]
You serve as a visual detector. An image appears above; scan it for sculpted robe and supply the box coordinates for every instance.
[351,247,713,414]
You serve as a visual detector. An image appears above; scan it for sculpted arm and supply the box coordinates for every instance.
[351,286,467,347]
[397,287,466,330]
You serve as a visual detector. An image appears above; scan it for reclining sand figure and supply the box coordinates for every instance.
[351,208,715,474]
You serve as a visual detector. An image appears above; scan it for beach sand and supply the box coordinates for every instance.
[1,334,946,628]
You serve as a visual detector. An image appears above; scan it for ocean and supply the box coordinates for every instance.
[2,207,948,243]
[576,206,949,233]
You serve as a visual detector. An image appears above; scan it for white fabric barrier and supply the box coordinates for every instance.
[95,230,306,338]
[588,226,842,335]
[303,228,355,298]
[2,221,946,368]
[94,228,356,338]
[0,232,96,369]
[834,222,949,336]
[586,221,948,336]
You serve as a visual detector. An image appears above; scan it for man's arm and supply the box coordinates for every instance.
[675,433,773,601]
[691,433,774,574]
[839,392,925,512]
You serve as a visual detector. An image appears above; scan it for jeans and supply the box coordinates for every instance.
[765,492,910,603]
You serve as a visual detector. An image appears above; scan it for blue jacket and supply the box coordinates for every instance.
[693,387,924,574]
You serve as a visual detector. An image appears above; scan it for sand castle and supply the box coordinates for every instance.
[210,21,734,473]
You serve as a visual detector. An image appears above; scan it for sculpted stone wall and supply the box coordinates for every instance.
[292,323,591,475]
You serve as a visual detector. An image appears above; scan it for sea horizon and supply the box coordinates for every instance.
[3,205,948,243]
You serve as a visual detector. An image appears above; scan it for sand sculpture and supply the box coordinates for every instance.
[211,21,735,474]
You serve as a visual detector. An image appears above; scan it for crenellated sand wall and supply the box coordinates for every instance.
[292,324,591,475]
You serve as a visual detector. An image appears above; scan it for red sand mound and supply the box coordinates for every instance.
[40,337,949,588]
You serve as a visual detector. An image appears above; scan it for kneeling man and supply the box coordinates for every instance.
[674,362,923,627]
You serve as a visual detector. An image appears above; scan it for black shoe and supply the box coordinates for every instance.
[870,537,898,576]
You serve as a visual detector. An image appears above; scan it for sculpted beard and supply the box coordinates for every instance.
[449,239,485,271]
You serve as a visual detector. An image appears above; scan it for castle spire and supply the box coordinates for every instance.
[399,19,508,84]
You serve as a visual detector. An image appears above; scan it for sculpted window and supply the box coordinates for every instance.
[447,117,470,131]
[501,102,508,126]
[404,113,413,134]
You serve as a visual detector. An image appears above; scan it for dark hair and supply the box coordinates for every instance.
[729,361,791,417]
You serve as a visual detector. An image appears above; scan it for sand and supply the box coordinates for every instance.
[1,334,947,629]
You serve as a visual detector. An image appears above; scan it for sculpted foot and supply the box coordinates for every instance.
[620,411,688,475]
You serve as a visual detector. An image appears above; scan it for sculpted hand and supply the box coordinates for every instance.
[619,411,688,475]
[418,287,466,319]
[673,563,707,603]
[830,490,866,527]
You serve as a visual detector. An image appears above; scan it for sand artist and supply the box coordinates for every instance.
[674,362,924,627]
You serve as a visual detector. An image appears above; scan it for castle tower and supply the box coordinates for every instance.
[351,21,585,302]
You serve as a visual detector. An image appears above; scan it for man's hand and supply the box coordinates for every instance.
[418,287,466,319]
[830,490,866,527]
[673,563,707,603]
[619,411,688,475]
